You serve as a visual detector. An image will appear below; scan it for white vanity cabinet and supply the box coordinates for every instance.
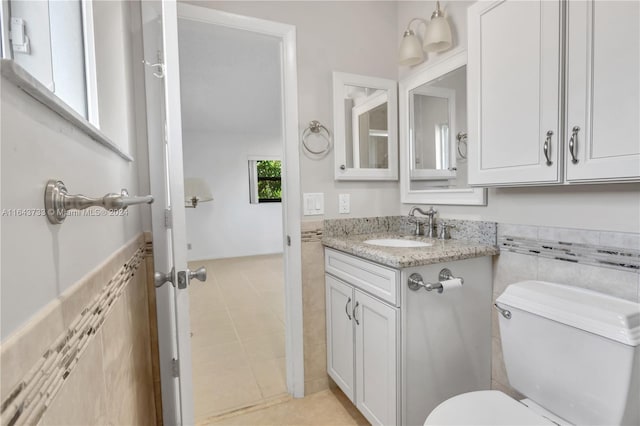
[468,0,640,186]
[325,249,400,426]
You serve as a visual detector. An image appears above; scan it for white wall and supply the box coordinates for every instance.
[178,17,284,260]
[183,132,283,260]
[184,1,402,221]
[0,1,147,340]
[397,1,640,233]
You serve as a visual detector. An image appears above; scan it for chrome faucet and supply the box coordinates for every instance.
[408,206,438,238]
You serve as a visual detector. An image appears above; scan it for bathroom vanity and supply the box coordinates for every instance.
[322,230,499,426]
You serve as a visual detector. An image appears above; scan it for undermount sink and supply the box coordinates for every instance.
[363,238,432,248]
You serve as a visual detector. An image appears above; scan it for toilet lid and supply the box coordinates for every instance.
[424,391,556,426]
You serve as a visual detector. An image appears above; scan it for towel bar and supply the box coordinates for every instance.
[44,179,153,224]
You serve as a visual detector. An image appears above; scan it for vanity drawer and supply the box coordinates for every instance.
[325,248,400,306]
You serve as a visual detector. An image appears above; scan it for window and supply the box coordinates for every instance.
[249,159,282,203]
[6,0,98,123]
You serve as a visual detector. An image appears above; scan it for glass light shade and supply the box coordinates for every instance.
[423,16,452,52]
[184,177,213,207]
[399,31,424,66]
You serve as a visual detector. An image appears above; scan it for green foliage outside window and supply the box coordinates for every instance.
[257,160,282,202]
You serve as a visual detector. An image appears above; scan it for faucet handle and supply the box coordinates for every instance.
[438,223,455,240]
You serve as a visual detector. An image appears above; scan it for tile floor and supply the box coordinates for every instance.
[203,387,369,426]
[188,254,287,423]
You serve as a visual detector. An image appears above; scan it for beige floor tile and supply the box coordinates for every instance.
[194,367,263,421]
[191,254,287,421]
[203,388,369,426]
[192,341,250,374]
[250,357,288,399]
[241,331,286,362]
[191,322,239,348]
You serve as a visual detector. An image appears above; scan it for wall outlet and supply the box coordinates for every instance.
[303,193,324,215]
[338,194,350,214]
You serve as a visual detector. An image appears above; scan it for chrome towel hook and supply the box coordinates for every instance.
[44,180,153,224]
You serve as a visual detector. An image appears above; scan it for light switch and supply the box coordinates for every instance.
[339,194,350,214]
[303,193,324,215]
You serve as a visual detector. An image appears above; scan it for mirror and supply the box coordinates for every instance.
[400,50,486,205]
[410,82,457,179]
[333,72,398,180]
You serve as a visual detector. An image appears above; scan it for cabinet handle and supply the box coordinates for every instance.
[345,297,352,320]
[543,130,553,166]
[353,301,360,325]
[569,126,580,164]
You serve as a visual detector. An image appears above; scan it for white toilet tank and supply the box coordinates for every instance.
[496,281,640,426]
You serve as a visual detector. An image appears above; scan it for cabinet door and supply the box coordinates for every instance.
[325,275,355,401]
[566,0,640,182]
[354,290,398,426]
[468,0,562,185]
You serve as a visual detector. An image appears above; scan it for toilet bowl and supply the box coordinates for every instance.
[424,281,640,426]
[424,390,566,425]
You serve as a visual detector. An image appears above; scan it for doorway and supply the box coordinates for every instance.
[142,2,303,423]
[175,5,300,422]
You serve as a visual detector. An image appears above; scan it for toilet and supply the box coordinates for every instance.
[425,280,640,426]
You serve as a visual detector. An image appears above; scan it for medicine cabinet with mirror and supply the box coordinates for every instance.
[399,50,486,205]
[333,72,398,180]
[0,0,132,159]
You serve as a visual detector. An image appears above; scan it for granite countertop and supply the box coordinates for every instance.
[322,232,499,268]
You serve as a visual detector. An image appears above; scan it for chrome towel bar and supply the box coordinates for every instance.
[44,179,153,224]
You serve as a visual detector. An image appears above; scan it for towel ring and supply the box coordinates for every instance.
[456,131,468,160]
[301,120,332,157]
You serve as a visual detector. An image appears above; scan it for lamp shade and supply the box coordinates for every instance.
[399,30,424,66]
[184,177,213,207]
[423,16,452,52]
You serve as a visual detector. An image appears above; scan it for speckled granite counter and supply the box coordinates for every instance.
[322,232,499,268]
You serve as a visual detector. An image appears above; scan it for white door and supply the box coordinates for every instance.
[468,0,562,186]
[565,0,640,182]
[325,275,355,401]
[354,290,398,426]
[141,1,196,424]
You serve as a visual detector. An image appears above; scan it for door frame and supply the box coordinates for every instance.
[176,3,305,398]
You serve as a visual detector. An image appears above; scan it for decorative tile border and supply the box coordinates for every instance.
[0,248,145,426]
[499,235,640,272]
[324,216,496,246]
[301,229,323,243]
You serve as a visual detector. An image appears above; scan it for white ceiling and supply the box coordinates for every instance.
[177,18,283,136]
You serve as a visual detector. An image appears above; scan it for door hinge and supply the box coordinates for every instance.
[164,208,172,228]
[287,235,291,246]
[171,358,180,377]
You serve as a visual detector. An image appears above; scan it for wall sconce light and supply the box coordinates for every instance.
[184,177,213,208]
[399,1,453,66]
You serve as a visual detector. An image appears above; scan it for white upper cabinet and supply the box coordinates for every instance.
[565,0,640,182]
[468,0,639,186]
[468,0,562,186]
